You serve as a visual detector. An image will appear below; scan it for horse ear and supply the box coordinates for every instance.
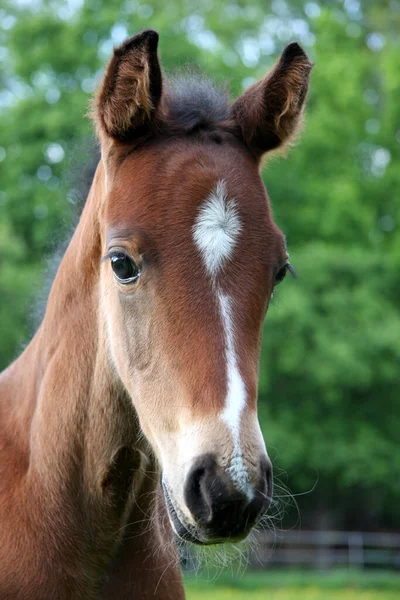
[231,42,312,157]
[94,30,162,142]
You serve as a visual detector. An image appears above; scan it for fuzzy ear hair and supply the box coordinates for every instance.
[94,30,162,141]
[231,42,313,157]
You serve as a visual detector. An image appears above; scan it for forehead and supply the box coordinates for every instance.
[106,139,285,259]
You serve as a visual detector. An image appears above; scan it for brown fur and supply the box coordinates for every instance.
[0,30,311,598]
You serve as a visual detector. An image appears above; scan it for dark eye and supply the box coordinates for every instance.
[110,253,140,284]
[275,264,289,286]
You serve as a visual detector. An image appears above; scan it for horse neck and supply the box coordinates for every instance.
[5,161,146,495]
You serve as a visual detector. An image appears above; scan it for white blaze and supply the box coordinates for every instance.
[193,180,251,497]
[218,293,252,497]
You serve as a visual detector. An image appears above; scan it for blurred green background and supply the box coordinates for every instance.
[184,570,400,599]
[1,0,400,595]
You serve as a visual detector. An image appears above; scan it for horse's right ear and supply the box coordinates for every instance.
[93,30,162,142]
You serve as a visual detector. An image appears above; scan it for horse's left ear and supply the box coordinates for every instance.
[231,42,313,158]
[94,30,162,142]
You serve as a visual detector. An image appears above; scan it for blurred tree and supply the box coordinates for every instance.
[0,0,399,529]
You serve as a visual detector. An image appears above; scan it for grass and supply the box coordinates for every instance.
[184,570,400,599]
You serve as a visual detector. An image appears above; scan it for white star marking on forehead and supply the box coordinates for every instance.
[192,180,241,276]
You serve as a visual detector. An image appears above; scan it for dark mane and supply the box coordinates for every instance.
[164,75,230,133]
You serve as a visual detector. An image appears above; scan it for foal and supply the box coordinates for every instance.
[0,30,311,599]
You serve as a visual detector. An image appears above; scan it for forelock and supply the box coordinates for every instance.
[164,75,230,134]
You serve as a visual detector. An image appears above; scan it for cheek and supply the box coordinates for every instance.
[100,278,180,434]
[117,301,154,371]
[101,273,156,380]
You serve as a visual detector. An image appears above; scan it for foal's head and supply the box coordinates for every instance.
[93,31,311,544]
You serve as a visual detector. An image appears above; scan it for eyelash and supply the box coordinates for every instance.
[287,263,296,277]
[101,249,125,263]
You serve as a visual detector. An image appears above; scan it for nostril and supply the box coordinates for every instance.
[187,466,204,497]
[266,464,273,499]
[184,464,213,524]
[259,456,273,509]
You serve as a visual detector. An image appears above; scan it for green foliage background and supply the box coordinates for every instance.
[1,0,399,529]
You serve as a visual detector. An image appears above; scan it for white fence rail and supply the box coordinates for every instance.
[249,530,400,569]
